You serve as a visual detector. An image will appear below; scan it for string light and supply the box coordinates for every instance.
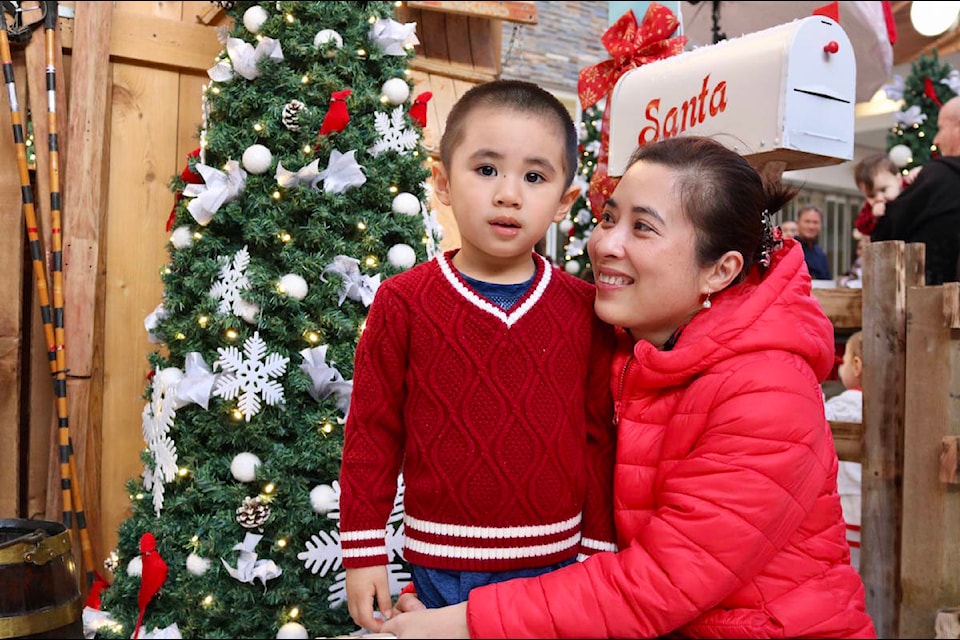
[225,328,239,341]
[389,185,398,193]
[285,13,294,23]
[301,74,310,84]
[279,232,292,243]
[193,231,203,240]
[198,315,209,328]
[231,408,244,421]
[202,595,215,608]
[365,255,379,268]
[191,535,199,546]
[253,123,263,132]
[272,191,282,200]
[211,86,221,95]
[302,145,313,154]
[289,607,300,619]
[276,538,288,548]
[304,331,320,344]
[357,221,367,231]
[177,467,189,477]
[262,483,276,495]
[357,49,367,57]
[175,332,186,340]
[320,420,334,434]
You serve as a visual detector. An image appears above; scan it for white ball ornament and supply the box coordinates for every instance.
[230,452,262,483]
[159,367,184,391]
[564,260,582,275]
[186,552,212,576]
[558,219,574,234]
[381,78,410,105]
[314,29,343,56]
[392,192,421,216]
[127,556,142,577]
[235,299,260,325]
[276,622,309,639]
[170,226,193,249]
[242,144,273,175]
[310,484,338,514]
[279,273,308,300]
[888,143,913,169]
[242,5,269,34]
[387,243,417,270]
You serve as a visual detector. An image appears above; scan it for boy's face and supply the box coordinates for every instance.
[780,220,798,239]
[838,339,862,391]
[864,170,902,208]
[432,106,578,275]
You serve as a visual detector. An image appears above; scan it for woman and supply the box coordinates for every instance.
[381,136,875,638]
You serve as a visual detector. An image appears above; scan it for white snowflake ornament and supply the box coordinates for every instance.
[141,366,179,515]
[368,106,419,157]
[213,331,289,421]
[210,246,251,318]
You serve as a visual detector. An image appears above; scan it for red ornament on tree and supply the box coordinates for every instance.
[409,91,433,128]
[168,147,204,231]
[133,532,168,639]
[320,89,352,135]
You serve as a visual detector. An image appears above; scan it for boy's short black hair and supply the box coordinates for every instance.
[438,80,578,188]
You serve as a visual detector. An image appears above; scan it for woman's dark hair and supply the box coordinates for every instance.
[439,80,578,188]
[627,136,799,283]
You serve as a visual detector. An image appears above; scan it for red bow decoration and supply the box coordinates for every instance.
[133,532,168,639]
[167,148,203,231]
[577,4,686,216]
[320,89,352,135]
[409,91,433,128]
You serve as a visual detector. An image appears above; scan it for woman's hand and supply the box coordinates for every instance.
[380,602,469,639]
[392,591,427,616]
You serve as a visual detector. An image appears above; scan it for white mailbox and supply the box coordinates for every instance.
[607,15,856,176]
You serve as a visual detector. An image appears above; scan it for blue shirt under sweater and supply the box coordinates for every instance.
[460,271,536,310]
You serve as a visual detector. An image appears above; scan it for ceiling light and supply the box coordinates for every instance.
[910,1,960,37]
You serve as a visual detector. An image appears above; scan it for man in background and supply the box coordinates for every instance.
[872,96,960,284]
[797,205,831,280]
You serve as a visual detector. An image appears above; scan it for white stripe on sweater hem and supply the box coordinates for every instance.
[342,546,388,558]
[580,537,618,552]
[405,533,580,560]
[437,252,552,328]
[340,529,386,542]
[404,513,581,539]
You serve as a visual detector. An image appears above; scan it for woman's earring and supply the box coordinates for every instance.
[702,290,712,309]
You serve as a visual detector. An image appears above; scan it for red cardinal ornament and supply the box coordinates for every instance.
[409,91,432,128]
[84,571,110,610]
[133,532,168,639]
[320,89,352,135]
[167,147,204,231]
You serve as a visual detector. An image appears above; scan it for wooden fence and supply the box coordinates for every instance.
[815,240,960,638]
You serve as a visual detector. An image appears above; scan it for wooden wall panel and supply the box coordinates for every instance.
[100,61,181,558]
[0,52,27,519]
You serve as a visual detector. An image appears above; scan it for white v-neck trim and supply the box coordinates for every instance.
[437,252,552,328]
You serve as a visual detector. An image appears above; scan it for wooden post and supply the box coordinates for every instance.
[899,282,960,637]
[62,0,114,584]
[860,240,924,638]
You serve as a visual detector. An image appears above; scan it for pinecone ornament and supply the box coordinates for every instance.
[281,100,306,131]
[236,496,271,529]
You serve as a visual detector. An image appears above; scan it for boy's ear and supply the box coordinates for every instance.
[553,185,580,223]
[432,162,452,206]
[852,355,864,379]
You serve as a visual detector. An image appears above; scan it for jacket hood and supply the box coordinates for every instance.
[624,238,836,388]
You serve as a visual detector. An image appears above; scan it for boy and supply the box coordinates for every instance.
[824,331,864,570]
[853,153,918,236]
[339,80,617,632]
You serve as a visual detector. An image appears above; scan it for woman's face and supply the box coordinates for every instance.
[588,160,712,347]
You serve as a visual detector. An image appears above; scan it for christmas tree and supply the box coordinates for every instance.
[95,2,436,638]
[560,103,602,280]
[885,50,959,173]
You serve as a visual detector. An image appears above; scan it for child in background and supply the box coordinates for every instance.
[824,330,864,570]
[853,153,920,236]
[338,80,617,633]
[780,219,799,240]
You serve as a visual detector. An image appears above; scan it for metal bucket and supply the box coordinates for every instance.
[0,519,82,639]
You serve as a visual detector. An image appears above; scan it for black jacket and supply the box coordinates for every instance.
[872,156,960,284]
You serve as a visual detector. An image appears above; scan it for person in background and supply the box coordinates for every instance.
[780,218,799,240]
[797,204,832,280]
[872,95,960,285]
[381,135,874,639]
[338,80,617,633]
[839,232,869,289]
[824,330,865,572]
[852,153,908,237]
